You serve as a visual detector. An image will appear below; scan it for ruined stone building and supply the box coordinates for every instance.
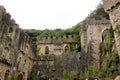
[37,35,77,56]
[102,0,120,73]
[0,6,35,80]
[80,18,110,70]
[0,5,80,80]
[33,35,79,79]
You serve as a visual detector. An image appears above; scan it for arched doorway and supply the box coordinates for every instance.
[17,73,23,80]
[102,29,109,41]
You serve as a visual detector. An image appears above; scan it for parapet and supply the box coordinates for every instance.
[80,18,111,36]
[0,6,35,55]
[102,0,120,11]
[86,18,110,25]
[37,35,77,44]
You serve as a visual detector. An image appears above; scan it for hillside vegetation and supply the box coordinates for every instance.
[24,3,109,53]
[24,3,108,43]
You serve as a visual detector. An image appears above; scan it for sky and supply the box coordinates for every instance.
[0,0,101,30]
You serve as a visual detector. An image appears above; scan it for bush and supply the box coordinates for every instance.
[62,70,70,80]
[11,74,16,80]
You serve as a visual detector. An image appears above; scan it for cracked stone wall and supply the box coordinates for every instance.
[80,18,110,70]
[0,6,35,80]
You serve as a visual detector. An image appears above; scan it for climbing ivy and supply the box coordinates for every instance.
[62,70,70,80]
[27,71,39,80]
[79,26,118,80]
[35,47,40,57]
[11,74,16,80]
[99,26,118,77]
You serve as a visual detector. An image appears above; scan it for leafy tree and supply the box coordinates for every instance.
[88,3,109,20]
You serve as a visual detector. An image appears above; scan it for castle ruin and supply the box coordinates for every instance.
[0,6,35,80]
[1,1,120,79]
[37,35,77,56]
[102,0,120,73]
[80,18,110,70]
[34,35,79,79]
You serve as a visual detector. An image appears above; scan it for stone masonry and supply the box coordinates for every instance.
[37,35,77,56]
[33,35,79,79]
[80,18,110,70]
[0,6,35,80]
[102,0,120,73]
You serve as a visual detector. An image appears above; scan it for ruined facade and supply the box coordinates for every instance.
[0,6,35,80]
[32,35,80,79]
[80,18,110,70]
[37,35,77,56]
[0,5,80,80]
[102,0,120,73]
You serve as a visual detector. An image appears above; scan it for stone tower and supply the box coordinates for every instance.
[0,6,35,80]
[80,18,110,70]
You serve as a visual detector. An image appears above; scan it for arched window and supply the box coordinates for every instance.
[4,69,10,80]
[65,46,69,52]
[45,46,49,54]
[8,27,13,33]
[102,29,108,41]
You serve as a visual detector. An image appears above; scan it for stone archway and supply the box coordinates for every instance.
[17,73,23,80]
[101,29,109,41]
[4,69,10,80]
[65,45,69,52]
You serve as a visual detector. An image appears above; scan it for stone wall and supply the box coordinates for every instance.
[37,35,78,56]
[34,34,80,79]
[0,6,35,80]
[102,0,120,73]
[37,43,70,56]
[37,35,76,44]
[80,18,110,70]
[32,51,80,80]
[102,0,119,11]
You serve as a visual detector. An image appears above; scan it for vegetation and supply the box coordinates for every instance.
[28,71,39,80]
[35,47,40,57]
[11,74,16,80]
[115,24,120,35]
[79,26,119,80]
[99,26,118,78]
[62,70,70,80]
[24,29,41,44]
[24,22,81,41]
[87,3,109,20]
[25,3,116,80]
[25,21,82,52]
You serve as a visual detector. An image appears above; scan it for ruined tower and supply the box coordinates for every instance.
[0,6,35,80]
[80,18,110,70]
[37,35,77,56]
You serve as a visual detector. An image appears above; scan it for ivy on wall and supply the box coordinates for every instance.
[79,26,119,80]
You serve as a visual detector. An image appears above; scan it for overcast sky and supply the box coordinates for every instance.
[0,0,101,30]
